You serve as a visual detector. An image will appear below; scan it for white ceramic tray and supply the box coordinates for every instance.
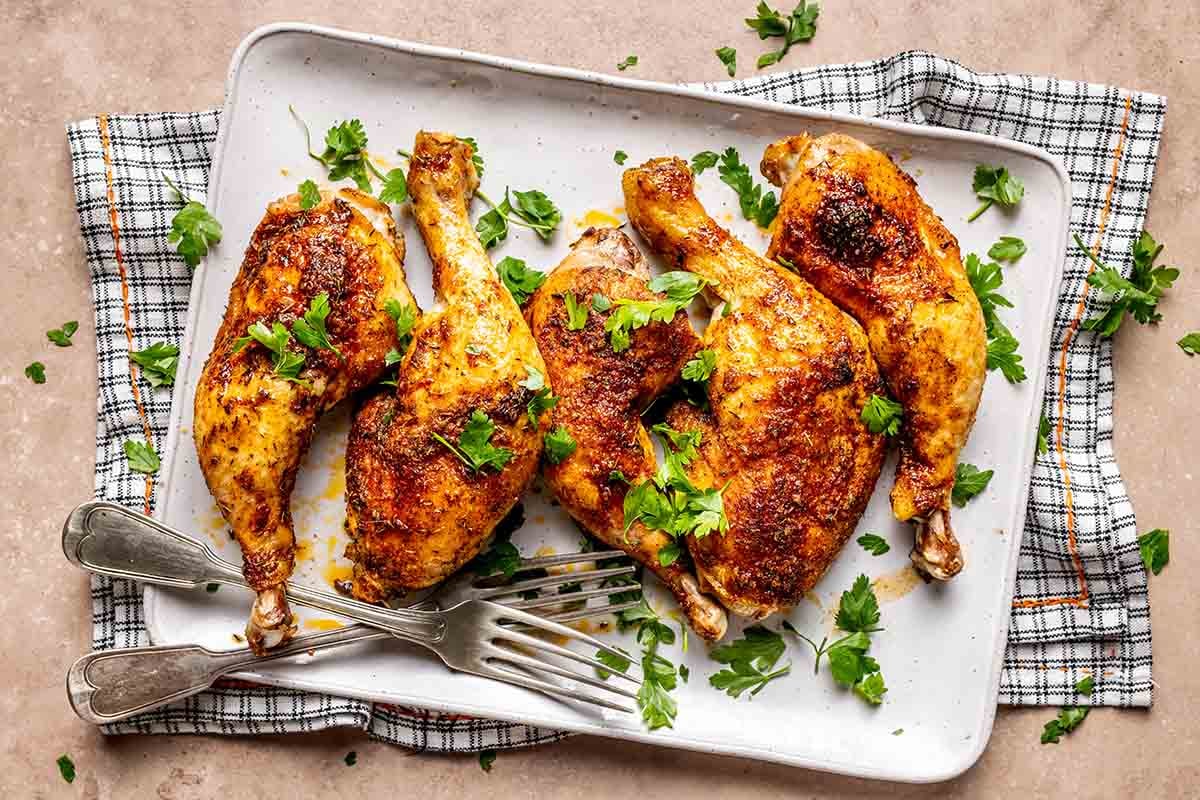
[150,22,1071,782]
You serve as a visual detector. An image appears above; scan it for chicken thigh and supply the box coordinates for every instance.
[194,188,413,652]
[525,227,728,640]
[761,133,987,580]
[344,132,547,601]
[622,158,886,618]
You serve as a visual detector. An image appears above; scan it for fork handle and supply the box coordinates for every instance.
[67,625,389,724]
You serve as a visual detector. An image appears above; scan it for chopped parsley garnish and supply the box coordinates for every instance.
[682,350,717,384]
[708,625,791,698]
[605,272,713,352]
[475,188,562,248]
[124,439,160,475]
[496,256,547,305]
[623,424,728,543]
[861,393,903,436]
[968,164,1024,221]
[378,169,409,204]
[1137,528,1169,575]
[458,136,485,178]
[856,533,890,556]
[617,55,639,71]
[298,179,321,209]
[966,252,1026,383]
[1040,706,1089,744]
[25,362,46,384]
[130,342,180,388]
[715,46,737,77]
[691,150,720,176]
[1036,411,1051,456]
[1179,332,1200,355]
[1075,675,1095,696]
[291,292,342,358]
[343,751,357,766]
[543,426,577,464]
[56,754,75,784]
[232,321,307,383]
[46,320,79,347]
[591,293,612,312]
[1075,231,1179,337]
[951,462,993,507]
[988,236,1026,262]
[478,750,496,772]
[717,147,779,227]
[614,150,629,165]
[746,0,820,68]
[163,173,222,269]
[384,298,418,362]
[563,292,589,330]
[431,409,514,474]
[469,527,521,580]
[520,365,558,425]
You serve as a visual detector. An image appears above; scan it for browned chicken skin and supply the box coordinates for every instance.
[761,133,988,581]
[525,227,728,640]
[622,158,886,618]
[193,189,413,652]
[344,132,547,601]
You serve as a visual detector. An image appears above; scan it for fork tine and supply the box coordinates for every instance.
[506,584,636,610]
[480,661,635,713]
[486,644,639,700]
[491,625,641,688]
[544,598,642,625]
[511,550,628,572]
[475,565,636,599]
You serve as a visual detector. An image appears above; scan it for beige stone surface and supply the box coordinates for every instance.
[1,1,1197,796]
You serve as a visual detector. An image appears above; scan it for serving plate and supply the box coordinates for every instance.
[148,22,1070,782]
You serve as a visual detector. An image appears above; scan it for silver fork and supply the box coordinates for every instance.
[63,501,642,723]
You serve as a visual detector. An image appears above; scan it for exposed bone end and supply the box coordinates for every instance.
[910,508,965,581]
[674,573,729,641]
[245,586,297,655]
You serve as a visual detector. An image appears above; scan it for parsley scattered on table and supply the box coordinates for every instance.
[46,320,79,347]
[232,321,307,383]
[163,173,223,269]
[1179,332,1200,355]
[343,750,357,766]
[614,150,629,165]
[617,55,638,71]
[1075,231,1178,336]
[56,754,75,784]
[1075,675,1094,696]
[988,235,1026,262]
[563,292,589,330]
[1137,528,1169,575]
[966,253,1026,383]
[861,393,903,436]
[124,439,160,475]
[432,410,514,474]
[1036,411,1051,456]
[24,362,45,384]
[717,147,779,227]
[709,625,791,698]
[495,256,546,305]
[520,365,558,425]
[968,164,1024,222]
[715,46,737,77]
[478,750,496,772]
[856,532,890,556]
[746,0,820,69]
[130,342,180,388]
[1041,706,1089,744]
[691,150,720,176]
[298,179,321,209]
[543,426,577,465]
[951,462,993,507]
[682,350,717,384]
[605,272,713,352]
[291,292,343,359]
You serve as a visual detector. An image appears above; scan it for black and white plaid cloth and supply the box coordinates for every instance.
[67,49,1165,749]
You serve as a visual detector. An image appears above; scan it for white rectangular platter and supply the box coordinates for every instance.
[150,22,1071,783]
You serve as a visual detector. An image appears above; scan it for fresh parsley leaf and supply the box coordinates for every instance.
[384,299,418,355]
[378,169,409,204]
[624,425,728,542]
[206,583,219,593]
[835,574,882,633]
[951,462,993,507]
[708,626,791,699]
[521,365,558,425]
[1075,675,1095,696]
[614,150,629,165]
[986,329,1027,383]
[595,646,632,679]
[46,320,79,347]
[291,292,342,358]
[24,361,45,384]
[617,55,638,71]
[826,631,875,687]
[1041,706,1089,744]
[639,651,678,729]
[746,1,819,69]
[691,150,720,176]
[861,393,903,436]
[305,115,374,192]
[510,189,562,241]
[591,293,612,312]
[124,439,160,474]
[163,173,222,269]
[544,426,577,465]
[717,147,779,227]
[682,349,717,383]
[650,423,702,464]
[1076,231,1179,336]
[475,197,511,249]
[56,754,75,784]
[458,136,485,178]
[563,292,589,330]
[988,236,1026,262]
[496,256,546,305]
[343,751,357,766]
[715,46,737,77]
[1179,332,1200,355]
[785,577,887,706]
[432,409,514,474]
[856,533,890,556]
[478,750,497,772]
[298,179,321,209]
[605,272,713,352]
[968,164,1025,221]
[130,342,180,388]
[1137,528,1169,575]
[1036,411,1051,456]
[965,253,1015,335]
[657,540,682,567]
[469,528,521,580]
[233,320,307,383]
[853,671,888,705]
[679,664,690,683]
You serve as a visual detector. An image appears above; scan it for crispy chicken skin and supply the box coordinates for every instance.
[344,132,547,601]
[761,133,988,581]
[193,188,412,652]
[525,227,728,640]
[622,158,886,618]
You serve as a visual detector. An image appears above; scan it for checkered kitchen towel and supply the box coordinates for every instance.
[67,50,1164,748]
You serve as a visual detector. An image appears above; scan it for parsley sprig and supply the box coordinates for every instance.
[716,147,779,227]
[746,1,820,69]
[496,256,547,305]
[605,272,714,352]
[708,626,791,698]
[475,188,563,249]
[291,293,343,359]
[124,439,160,475]
[383,299,418,366]
[232,321,307,383]
[432,410,514,474]
[1075,231,1179,337]
[520,365,558,425]
[543,426,577,464]
[857,533,890,556]
[715,47,737,77]
[861,393,903,436]
[290,107,407,203]
[965,253,1027,383]
[681,350,717,384]
[1137,528,1169,575]
[130,342,180,388]
[46,321,79,347]
[163,173,222,269]
[951,462,993,506]
[967,164,1024,222]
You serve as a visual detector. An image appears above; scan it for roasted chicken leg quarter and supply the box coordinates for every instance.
[761,133,988,580]
[622,158,887,618]
[526,227,727,640]
[344,132,547,601]
[193,188,413,652]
